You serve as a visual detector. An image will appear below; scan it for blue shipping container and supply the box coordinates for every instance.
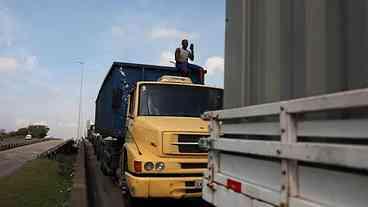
[95,62,205,141]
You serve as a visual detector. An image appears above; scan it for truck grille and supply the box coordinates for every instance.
[177,135,208,153]
[163,133,209,155]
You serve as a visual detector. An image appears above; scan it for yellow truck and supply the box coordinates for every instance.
[94,62,223,201]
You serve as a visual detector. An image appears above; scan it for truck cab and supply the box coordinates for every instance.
[122,76,223,199]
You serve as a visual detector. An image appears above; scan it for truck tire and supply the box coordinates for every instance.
[100,163,106,175]
[96,145,100,160]
[125,191,142,207]
[100,162,111,176]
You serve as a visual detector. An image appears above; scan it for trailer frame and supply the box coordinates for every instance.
[201,88,368,207]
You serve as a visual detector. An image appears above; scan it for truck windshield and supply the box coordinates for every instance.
[139,84,223,117]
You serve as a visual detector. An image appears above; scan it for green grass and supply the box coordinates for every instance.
[0,155,75,207]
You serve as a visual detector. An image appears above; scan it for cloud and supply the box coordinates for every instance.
[15,119,48,128]
[15,118,30,129]
[0,57,18,72]
[32,121,48,126]
[205,56,224,75]
[159,51,174,66]
[0,55,38,72]
[149,26,199,40]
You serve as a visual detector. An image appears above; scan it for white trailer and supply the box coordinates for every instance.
[200,88,368,207]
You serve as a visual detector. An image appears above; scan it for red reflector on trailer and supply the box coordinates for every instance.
[134,161,142,172]
[227,179,242,193]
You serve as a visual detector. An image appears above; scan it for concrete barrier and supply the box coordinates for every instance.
[71,141,88,207]
[37,139,74,159]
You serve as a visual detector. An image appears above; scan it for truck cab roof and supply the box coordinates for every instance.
[158,75,193,84]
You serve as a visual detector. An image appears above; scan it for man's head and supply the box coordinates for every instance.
[181,39,188,49]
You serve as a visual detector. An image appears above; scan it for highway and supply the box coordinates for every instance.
[0,140,65,177]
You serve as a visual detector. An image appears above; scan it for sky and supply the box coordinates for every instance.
[0,0,225,138]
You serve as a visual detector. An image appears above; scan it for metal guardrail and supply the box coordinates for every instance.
[0,138,53,151]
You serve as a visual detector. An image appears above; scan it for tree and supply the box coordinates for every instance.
[8,131,17,137]
[15,127,29,136]
[0,129,6,140]
[28,125,50,138]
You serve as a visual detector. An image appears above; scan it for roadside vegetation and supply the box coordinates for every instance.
[0,155,75,207]
[0,125,50,141]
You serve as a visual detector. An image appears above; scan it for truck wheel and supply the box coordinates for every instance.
[120,150,128,188]
[125,191,142,207]
[96,147,100,160]
[100,163,108,176]
[122,150,127,177]
[100,163,105,174]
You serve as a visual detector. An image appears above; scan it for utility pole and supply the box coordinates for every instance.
[76,61,84,140]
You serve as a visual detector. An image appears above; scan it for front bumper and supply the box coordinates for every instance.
[126,172,203,199]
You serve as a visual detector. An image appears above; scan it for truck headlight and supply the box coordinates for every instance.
[155,162,165,171]
[144,162,154,171]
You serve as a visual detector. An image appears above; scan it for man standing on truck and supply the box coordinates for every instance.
[175,39,203,77]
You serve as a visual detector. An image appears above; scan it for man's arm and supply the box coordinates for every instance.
[175,48,180,62]
[189,44,194,61]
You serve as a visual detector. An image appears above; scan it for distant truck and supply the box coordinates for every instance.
[25,134,32,140]
[94,62,223,201]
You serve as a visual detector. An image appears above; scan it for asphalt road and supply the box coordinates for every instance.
[0,140,65,177]
[85,142,209,207]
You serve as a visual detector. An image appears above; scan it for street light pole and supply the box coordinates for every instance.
[76,61,85,140]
